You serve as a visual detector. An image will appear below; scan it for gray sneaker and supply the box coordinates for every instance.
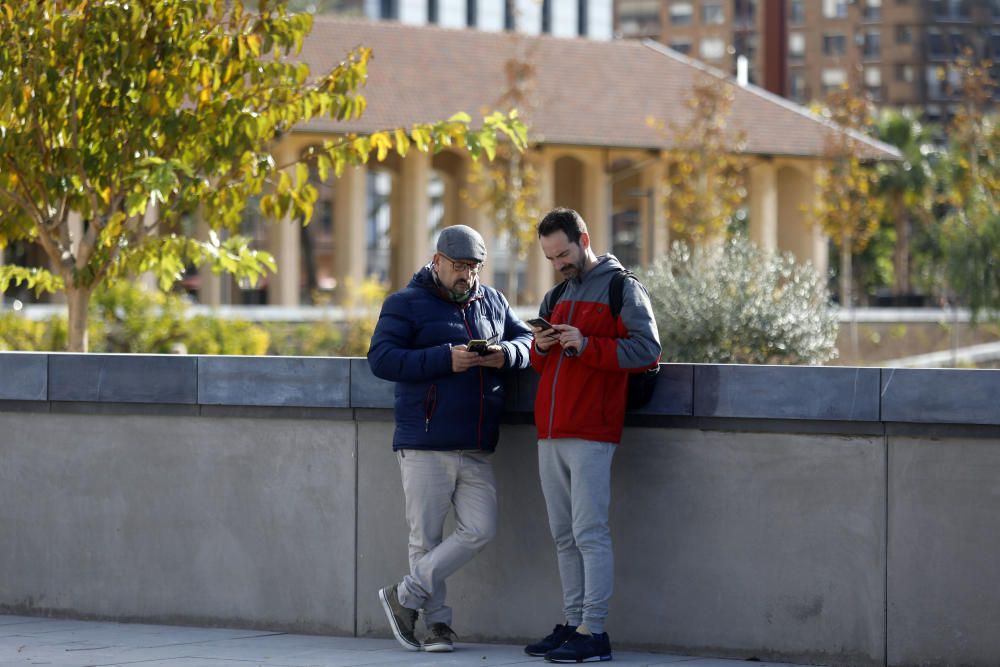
[378,584,419,651]
[422,622,457,653]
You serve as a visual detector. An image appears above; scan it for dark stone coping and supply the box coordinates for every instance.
[0,353,998,426]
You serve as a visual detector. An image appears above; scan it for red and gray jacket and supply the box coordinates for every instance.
[530,255,661,444]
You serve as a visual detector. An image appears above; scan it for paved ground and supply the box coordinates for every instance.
[0,615,809,667]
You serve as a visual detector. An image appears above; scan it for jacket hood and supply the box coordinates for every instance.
[576,254,625,285]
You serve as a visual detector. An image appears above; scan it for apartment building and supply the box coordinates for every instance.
[616,0,1000,121]
[350,0,614,38]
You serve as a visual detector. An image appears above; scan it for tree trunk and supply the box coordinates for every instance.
[66,286,93,352]
[893,192,910,297]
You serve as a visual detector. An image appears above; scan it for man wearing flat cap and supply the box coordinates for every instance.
[368,225,533,653]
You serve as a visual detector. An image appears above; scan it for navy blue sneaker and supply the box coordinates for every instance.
[544,631,612,663]
[524,624,577,657]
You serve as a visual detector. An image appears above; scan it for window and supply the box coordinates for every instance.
[931,0,970,19]
[379,0,398,19]
[669,40,692,55]
[734,0,756,27]
[949,32,967,57]
[789,72,807,102]
[864,0,881,21]
[863,30,881,58]
[541,0,551,33]
[617,0,659,37]
[700,37,726,60]
[789,32,806,61]
[991,33,1000,58]
[789,0,804,24]
[466,0,477,26]
[578,0,588,36]
[428,0,438,23]
[927,30,945,58]
[865,66,882,87]
[670,1,693,25]
[823,33,847,56]
[895,64,914,82]
[993,0,1000,20]
[896,25,912,44]
[822,0,849,19]
[926,65,946,99]
[822,67,847,93]
[925,64,960,99]
[702,1,724,24]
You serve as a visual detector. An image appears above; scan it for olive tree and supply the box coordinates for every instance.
[640,236,838,365]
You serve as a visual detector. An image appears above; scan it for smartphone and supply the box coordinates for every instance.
[467,339,490,355]
[527,317,554,332]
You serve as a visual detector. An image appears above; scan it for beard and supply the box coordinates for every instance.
[449,279,471,296]
[560,261,584,280]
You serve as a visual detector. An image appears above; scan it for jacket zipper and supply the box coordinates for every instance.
[460,306,485,449]
[546,298,578,438]
[424,384,437,432]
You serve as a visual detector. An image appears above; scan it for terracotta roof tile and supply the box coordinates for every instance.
[298,18,900,161]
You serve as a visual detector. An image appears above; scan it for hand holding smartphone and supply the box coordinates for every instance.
[527,317,554,333]
[467,339,490,355]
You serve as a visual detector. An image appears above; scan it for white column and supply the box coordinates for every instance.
[391,150,430,291]
[526,149,556,306]
[750,160,778,253]
[334,164,368,304]
[267,142,301,306]
[778,162,828,275]
[470,207,498,285]
[582,152,610,255]
[640,156,666,265]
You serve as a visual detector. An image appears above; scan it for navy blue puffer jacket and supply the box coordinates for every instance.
[367,265,533,451]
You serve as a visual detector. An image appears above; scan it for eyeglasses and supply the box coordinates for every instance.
[439,254,483,274]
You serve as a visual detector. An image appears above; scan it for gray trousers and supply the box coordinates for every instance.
[396,449,497,626]
[538,437,616,635]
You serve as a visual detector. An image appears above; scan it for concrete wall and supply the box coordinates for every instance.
[2,354,1000,667]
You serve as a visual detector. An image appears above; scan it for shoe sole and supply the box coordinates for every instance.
[525,649,549,657]
[545,655,612,663]
[377,587,420,651]
[423,643,455,653]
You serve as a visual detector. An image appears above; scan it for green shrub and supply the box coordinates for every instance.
[263,320,343,356]
[0,312,66,351]
[0,282,269,354]
[640,237,838,364]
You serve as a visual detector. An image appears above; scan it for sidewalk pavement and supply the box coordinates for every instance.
[0,614,808,667]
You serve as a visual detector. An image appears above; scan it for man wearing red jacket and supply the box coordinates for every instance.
[524,208,661,663]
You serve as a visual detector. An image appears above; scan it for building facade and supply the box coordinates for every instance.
[617,0,1000,121]
[360,0,614,38]
[190,19,896,308]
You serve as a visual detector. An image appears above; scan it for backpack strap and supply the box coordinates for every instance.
[610,268,648,319]
[541,279,570,319]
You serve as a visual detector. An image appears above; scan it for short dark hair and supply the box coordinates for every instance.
[537,207,587,245]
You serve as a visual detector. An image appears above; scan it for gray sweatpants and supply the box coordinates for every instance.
[396,449,497,626]
[538,437,616,635]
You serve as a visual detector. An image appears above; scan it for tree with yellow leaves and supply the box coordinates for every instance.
[0,0,526,350]
[647,75,748,244]
[810,85,884,307]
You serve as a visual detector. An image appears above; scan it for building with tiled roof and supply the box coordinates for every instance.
[194,18,900,308]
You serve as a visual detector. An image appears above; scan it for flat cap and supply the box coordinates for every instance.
[436,225,486,263]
